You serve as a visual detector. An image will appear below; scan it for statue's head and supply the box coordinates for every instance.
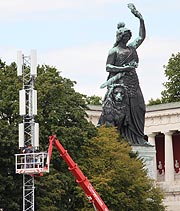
[115,22,132,46]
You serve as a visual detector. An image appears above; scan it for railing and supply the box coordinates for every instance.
[15,152,49,175]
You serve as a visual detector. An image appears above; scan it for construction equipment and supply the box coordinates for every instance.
[47,135,110,211]
[16,134,110,211]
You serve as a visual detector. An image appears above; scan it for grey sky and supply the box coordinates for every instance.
[0,0,180,103]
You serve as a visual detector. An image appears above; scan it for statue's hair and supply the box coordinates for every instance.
[113,22,132,47]
[117,22,125,29]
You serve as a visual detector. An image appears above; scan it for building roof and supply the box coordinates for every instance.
[146,102,180,112]
[87,102,180,113]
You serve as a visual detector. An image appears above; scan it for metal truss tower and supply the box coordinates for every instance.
[17,50,39,211]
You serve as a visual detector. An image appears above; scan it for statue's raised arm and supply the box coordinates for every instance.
[128,3,146,49]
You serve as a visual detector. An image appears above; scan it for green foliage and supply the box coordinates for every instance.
[35,65,97,152]
[0,60,22,210]
[85,95,102,105]
[161,52,180,103]
[76,127,165,211]
[34,65,97,210]
[0,60,164,211]
[0,61,97,211]
[147,98,163,106]
[147,52,180,105]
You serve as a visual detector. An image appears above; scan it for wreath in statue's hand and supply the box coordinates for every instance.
[127,3,143,20]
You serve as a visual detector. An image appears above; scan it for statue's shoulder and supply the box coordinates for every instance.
[108,47,118,55]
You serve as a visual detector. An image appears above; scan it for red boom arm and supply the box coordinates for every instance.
[47,135,110,211]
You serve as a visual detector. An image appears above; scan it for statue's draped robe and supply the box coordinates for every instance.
[98,46,146,145]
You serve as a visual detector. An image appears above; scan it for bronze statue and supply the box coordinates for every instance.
[98,3,147,145]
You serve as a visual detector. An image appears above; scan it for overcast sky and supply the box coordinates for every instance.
[1,0,180,103]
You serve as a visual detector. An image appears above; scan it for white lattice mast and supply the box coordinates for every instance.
[17,50,39,211]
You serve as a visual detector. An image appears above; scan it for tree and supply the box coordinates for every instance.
[34,65,97,211]
[0,59,165,211]
[0,60,97,211]
[85,95,102,105]
[161,52,180,103]
[147,52,180,105]
[0,60,22,210]
[76,127,165,211]
[147,98,163,106]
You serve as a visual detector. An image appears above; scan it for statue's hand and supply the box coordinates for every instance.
[127,3,143,20]
[127,3,136,11]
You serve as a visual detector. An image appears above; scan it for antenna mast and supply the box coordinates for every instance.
[17,50,38,211]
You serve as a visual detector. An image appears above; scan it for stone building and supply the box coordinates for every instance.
[86,102,180,211]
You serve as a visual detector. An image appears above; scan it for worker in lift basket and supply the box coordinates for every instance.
[22,145,33,168]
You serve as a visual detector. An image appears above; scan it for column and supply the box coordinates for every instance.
[164,131,174,183]
[148,133,156,146]
[147,133,157,180]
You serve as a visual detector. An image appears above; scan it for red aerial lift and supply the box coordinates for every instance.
[15,135,110,211]
[47,135,110,211]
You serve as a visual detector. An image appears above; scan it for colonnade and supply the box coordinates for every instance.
[147,131,180,183]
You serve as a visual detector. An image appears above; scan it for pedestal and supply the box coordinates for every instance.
[132,145,156,180]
